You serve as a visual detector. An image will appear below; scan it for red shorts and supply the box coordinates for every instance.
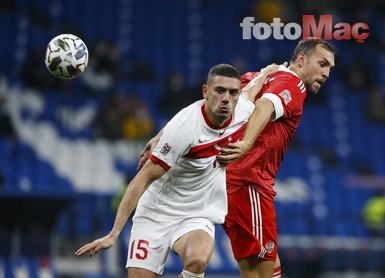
[222,185,277,261]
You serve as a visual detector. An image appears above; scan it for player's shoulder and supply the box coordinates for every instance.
[270,67,302,85]
[241,66,301,84]
[268,68,305,94]
[237,93,255,111]
[167,100,202,129]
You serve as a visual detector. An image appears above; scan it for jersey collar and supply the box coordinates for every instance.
[278,65,300,78]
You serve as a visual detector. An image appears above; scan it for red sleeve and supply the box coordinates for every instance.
[263,73,306,118]
[149,154,171,171]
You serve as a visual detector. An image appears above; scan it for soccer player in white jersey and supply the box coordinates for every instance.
[75,63,280,278]
[137,39,335,278]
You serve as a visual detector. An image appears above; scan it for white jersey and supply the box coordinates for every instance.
[146,95,254,224]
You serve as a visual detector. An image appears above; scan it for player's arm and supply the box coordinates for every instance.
[216,97,275,164]
[137,128,164,171]
[242,62,287,102]
[239,97,275,149]
[217,98,275,165]
[75,160,165,257]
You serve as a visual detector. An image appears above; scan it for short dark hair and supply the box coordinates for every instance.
[207,63,241,84]
[290,38,335,64]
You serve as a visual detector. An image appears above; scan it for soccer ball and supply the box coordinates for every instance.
[45,34,88,79]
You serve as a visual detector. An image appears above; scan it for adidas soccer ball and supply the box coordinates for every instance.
[45,34,88,79]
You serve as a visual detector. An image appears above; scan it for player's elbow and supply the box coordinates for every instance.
[254,98,275,119]
[138,160,166,188]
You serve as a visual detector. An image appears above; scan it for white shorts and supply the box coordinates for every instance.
[125,191,215,275]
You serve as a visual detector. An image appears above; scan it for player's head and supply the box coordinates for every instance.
[290,38,335,95]
[203,64,241,126]
[206,63,241,85]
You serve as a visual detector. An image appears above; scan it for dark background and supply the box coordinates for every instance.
[0,0,385,277]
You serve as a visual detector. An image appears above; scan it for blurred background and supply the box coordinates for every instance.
[1,0,385,277]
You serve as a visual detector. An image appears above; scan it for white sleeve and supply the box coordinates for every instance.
[261,93,284,120]
[151,114,193,170]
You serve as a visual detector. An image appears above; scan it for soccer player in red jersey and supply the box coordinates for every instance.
[217,38,335,278]
[138,39,335,278]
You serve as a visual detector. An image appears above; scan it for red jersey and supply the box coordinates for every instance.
[226,67,307,199]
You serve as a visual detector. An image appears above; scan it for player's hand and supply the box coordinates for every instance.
[137,137,158,171]
[74,234,115,257]
[216,141,251,165]
[260,61,288,77]
[242,62,288,94]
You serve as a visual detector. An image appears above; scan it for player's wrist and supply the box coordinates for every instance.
[108,231,119,242]
[258,71,269,78]
[243,139,254,152]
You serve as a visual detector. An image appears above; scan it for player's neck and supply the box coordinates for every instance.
[208,114,229,128]
[288,65,303,80]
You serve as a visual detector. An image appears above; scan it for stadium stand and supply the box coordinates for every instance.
[0,0,384,277]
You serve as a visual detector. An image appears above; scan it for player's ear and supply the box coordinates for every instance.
[202,84,208,99]
[297,52,306,68]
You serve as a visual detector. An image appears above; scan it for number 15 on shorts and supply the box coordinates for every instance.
[129,239,149,260]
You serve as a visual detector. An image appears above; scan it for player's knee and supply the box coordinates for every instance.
[238,263,252,274]
[183,256,208,273]
[237,258,254,272]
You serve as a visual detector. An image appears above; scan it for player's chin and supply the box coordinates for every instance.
[218,107,232,116]
[218,112,231,121]
[309,84,321,95]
